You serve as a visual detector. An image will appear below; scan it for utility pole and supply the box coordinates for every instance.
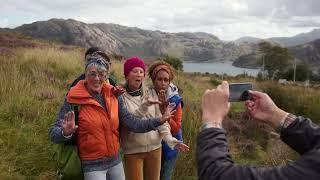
[262,53,265,79]
[293,58,296,82]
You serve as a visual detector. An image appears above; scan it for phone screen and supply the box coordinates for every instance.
[229,83,252,102]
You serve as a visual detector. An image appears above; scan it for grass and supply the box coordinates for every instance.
[0,47,319,179]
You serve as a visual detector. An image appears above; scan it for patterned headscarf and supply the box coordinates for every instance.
[148,61,174,81]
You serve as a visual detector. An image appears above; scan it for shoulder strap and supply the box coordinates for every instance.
[72,105,80,126]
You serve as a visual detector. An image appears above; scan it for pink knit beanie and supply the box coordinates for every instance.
[124,56,146,77]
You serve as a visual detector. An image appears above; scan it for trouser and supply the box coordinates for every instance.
[123,148,162,180]
[160,153,178,180]
[84,161,125,180]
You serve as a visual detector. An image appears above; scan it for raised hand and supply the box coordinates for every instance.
[174,142,190,152]
[112,86,126,97]
[245,91,288,129]
[201,81,230,124]
[160,103,176,124]
[62,111,78,137]
[158,89,169,114]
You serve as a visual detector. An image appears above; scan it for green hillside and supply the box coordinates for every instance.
[1,32,320,179]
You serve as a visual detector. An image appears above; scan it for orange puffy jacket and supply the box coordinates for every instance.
[67,80,119,160]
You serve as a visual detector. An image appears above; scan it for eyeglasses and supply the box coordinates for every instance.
[87,72,108,80]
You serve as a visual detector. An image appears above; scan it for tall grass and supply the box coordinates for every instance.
[0,48,83,179]
[0,48,319,179]
[258,82,320,122]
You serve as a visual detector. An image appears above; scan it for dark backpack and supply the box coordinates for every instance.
[52,105,83,180]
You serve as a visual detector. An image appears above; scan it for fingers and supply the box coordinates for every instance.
[176,143,190,152]
[73,125,78,132]
[248,90,267,99]
[167,103,176,112]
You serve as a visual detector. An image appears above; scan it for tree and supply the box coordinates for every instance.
[258,41,293,80]
[281,63,312,81]
[159,54,183,71]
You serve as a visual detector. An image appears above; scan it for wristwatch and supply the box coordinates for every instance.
[276,113,297,133]
[200,122,223,131]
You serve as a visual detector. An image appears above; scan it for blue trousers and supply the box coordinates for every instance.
[160,153,178,180]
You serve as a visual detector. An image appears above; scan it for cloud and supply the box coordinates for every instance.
[0,0,319,40]
[0,17,9,28]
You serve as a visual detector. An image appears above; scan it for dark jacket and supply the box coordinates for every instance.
[197,116,320,180]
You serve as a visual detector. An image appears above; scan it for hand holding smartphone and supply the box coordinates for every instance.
[228,83,253,102]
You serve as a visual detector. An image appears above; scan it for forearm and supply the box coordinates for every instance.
[158,122,179,149]
[118,96,162,132]
[197,128,234,179]
[281,115,320,154]
[48,99,73,143]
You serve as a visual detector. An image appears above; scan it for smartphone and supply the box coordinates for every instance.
[229,83,253,102]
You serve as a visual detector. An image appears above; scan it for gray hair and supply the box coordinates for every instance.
[85,58,110,74]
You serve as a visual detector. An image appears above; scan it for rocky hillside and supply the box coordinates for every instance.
[270,29,320,47]
[12,18,253,62]
[232,39,320,72]
[288,39,320,70]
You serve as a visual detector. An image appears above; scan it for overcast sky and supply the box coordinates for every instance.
[1,0,320,41]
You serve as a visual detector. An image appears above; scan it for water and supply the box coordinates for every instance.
[183,62,260,76]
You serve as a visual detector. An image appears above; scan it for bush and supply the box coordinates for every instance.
[160,54,183,71]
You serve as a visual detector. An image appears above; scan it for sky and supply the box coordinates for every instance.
[1,0,320,41]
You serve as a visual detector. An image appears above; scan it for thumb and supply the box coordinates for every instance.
[72,125,78,133]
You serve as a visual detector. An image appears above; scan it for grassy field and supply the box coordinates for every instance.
[0,47,319,179]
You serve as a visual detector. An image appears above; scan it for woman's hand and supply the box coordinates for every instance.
[160,103,176,124]
[62,111,78,136]
[175,142,189,152]
[112,86,126,97]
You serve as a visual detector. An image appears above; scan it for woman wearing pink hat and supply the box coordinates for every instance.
[120,57,189,180]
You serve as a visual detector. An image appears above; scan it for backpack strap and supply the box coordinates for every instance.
[64,104,80,146]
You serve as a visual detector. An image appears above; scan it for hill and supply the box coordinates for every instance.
[12,18,253,62]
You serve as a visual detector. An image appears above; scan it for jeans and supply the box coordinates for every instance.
[160,153,178,180]
[84,161,125,180]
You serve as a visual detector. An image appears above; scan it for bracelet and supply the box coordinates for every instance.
[276,113,296,133]
[200,122,223,131]
[61,130,73,139]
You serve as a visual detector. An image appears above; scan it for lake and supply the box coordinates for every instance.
[183,62,260,76]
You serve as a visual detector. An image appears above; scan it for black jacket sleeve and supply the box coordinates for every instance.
[197,116,320,180]
[281,116,320,154]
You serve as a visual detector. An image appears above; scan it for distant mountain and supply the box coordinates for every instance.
[234,29,320,47]
[270,29,320,47]
[7,18,320,69]
[235,36,262,44]
[12,18,253,62]
[232,39,320,72]
[14,19,120,53]
[289,39,320,71]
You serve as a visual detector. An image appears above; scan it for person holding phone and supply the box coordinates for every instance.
[197,81,320,180]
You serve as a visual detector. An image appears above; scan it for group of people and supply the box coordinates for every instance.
[50,47,320,180]
[49,47,188,180]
